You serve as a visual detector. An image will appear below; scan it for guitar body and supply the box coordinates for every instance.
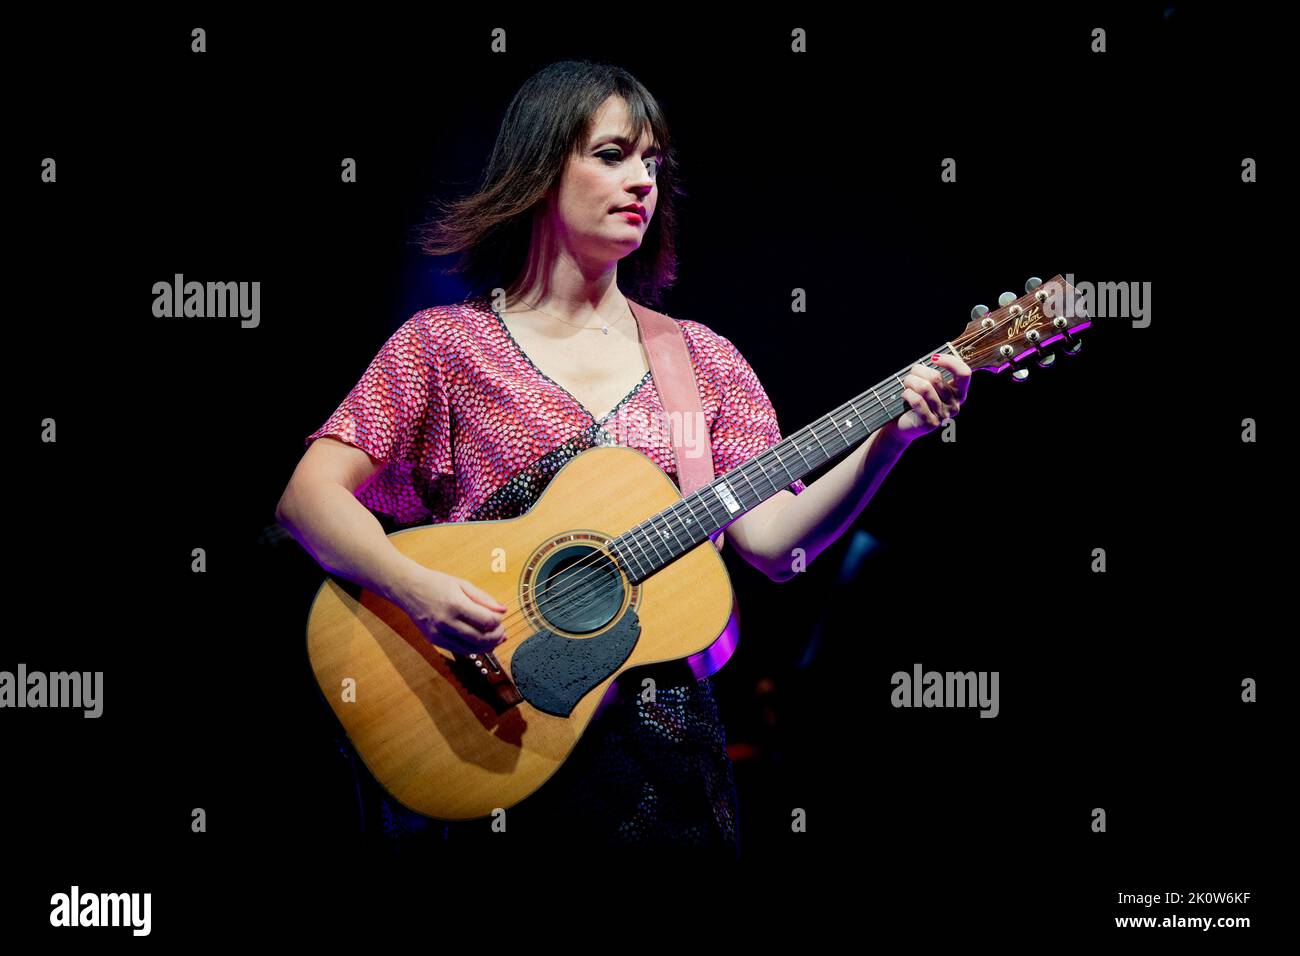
[305,445,737,821]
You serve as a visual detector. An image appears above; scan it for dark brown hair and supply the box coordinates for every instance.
[415,59,685,308]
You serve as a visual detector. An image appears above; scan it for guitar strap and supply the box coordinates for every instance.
[625,298,717,505]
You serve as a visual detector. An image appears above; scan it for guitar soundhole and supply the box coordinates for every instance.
[534,544,625,635]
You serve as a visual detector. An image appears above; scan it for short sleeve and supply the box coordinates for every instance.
[304,312,454,525]
[710,335,806,496]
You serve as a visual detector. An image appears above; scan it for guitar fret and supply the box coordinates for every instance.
[742,467,762,503]
[624,528,650,577]
[639,516,666,565]
[663,506,689,550]
[829,414,848,445]
[676,497,707,543]
[670,504,691,548]
[790,432,813,470]
[769,446,791,490]
[616,542,644,581]
[678,497,704,539]
[661,507,684,550]
[807,422,831,460]
[647,511,675,556]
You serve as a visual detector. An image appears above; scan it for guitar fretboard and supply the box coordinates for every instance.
[611,346,957,582]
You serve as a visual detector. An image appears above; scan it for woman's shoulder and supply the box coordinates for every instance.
[669,314,742,382]
[396,296,494,341]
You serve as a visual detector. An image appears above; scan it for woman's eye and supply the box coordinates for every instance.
[599,151,659,176]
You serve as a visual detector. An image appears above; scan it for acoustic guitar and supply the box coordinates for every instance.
[305,275,1091,820]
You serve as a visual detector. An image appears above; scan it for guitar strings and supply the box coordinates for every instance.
[475,301,1071,643]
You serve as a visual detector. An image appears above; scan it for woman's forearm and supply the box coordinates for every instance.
[761,426,910,582]
[276,480,426,606]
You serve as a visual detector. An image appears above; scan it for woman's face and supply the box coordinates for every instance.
[548,95,659,266]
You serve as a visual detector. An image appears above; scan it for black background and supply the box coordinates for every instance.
[8,3,1281,944]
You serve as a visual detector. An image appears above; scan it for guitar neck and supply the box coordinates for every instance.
[612,343,958,583]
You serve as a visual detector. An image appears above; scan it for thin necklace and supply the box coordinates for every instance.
[512,297,629,336]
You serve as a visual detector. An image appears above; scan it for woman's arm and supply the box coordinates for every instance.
[274,437,428,606]
[728,426,909,583]
[728,353,971,583]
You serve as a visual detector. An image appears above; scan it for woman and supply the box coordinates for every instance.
[275,60,970,857]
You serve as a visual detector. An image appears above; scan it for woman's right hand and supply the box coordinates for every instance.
[393,566,509,656]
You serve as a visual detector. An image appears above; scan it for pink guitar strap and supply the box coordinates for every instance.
[626,298,715,498]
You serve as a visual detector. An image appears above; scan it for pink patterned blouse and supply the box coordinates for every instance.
[305,293,805,527]
[303,292,804,851]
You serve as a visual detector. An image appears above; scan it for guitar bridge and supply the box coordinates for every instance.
[454,649,523,714]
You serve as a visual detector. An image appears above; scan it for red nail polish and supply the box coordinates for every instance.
[931,354,940,361]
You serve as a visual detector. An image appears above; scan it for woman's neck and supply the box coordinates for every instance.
[504,281,630,333]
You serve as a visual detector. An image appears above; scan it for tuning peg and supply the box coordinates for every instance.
[1011,367,1030,382]
[970,303,989,321]
[1025,276,1043,293]
[1063,337,1083,356]
[1037,351,1057,368]
[997,291,1017,307]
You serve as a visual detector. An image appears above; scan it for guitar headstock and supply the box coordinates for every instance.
[951,275,1091,381]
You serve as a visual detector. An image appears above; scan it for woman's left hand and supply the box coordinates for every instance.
[879,353,973,446]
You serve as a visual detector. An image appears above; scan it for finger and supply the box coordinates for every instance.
[904,374,944,423]
[459,604,504,636]
[930,353,972,401]
[924,368,960,419]
[916,359,958,399]
[461,581,508,613]
[902,388,941,427]
[920,365,958,407]
[449,632,482,655]
[454,618,506,650]
[929,352,971,378]
[438,625,487,656]
[904,373,941,406]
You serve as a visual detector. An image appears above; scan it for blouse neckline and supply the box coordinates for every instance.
[481,297,653,426]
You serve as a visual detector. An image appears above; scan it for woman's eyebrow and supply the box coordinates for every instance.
[593,133,661,156]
